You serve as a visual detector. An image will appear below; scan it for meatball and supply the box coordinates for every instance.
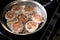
[11,4,21,14]
[25,21,38,32]
[24,5,33,11]
[10,21,24,33]
[32,13,43,23]
[11,4,20,11]
[17,14,28,23]
[5,11,15,21]
[24,5,34,14]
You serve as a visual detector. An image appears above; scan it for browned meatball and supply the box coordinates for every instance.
[11,4,20,11]
[32,13,43,23]
[25,21,38,32]
[24,5,33,11]
[17,14,28,23]
[11,21,24,33]
[5,11,15,21]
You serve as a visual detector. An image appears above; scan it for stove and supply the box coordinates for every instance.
[0,0,59,40]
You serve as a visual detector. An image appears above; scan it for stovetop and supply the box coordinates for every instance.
[0,0,59,40]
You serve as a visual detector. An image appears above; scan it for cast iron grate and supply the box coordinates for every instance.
[40,3,60,40]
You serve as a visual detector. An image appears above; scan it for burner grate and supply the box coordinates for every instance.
[40,3,60,40]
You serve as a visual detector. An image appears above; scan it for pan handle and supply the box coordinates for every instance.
[43,1,53,7]
[16,0,33,1]
[16,0,53,7]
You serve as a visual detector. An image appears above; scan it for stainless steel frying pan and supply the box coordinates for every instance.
[0,0,47,35]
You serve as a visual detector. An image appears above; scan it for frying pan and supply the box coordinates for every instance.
[0,0,47,35]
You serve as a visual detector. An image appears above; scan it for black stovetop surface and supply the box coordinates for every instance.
[0,0,59,40]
